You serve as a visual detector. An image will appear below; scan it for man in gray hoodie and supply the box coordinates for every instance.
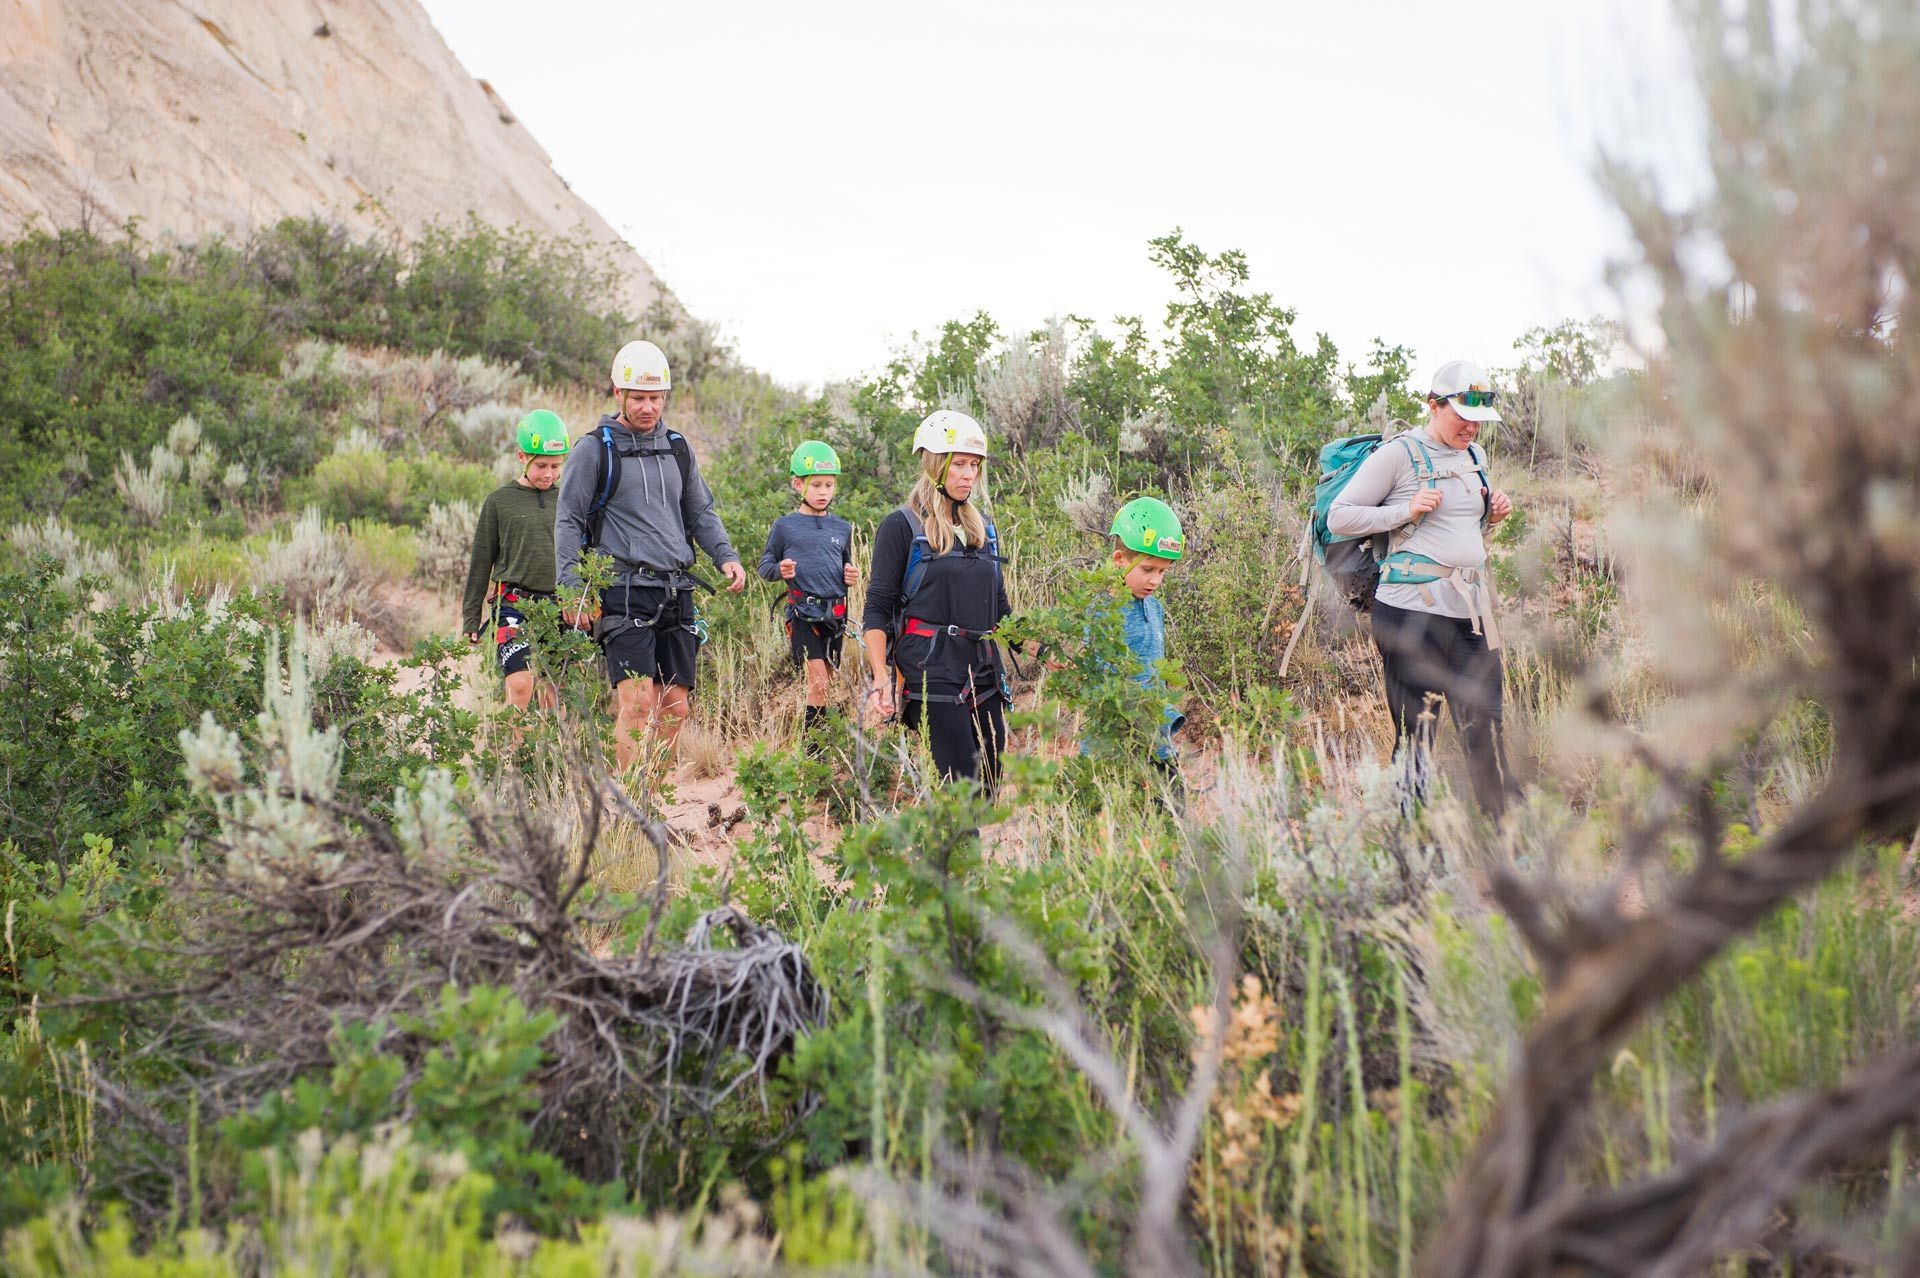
[556,339,747,769]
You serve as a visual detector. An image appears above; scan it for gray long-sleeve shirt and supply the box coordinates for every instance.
[1327,429,1489,618]
[757,511,853,599]
[554,415,738,587]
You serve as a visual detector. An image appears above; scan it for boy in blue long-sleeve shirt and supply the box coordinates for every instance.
[1106,497,1187,770]
[757,441,858,735]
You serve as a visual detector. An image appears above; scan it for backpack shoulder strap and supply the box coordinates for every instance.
[667,430,696,554]
[1469,442,1492,520]
[1397,434,1438,486]
[584,423,621,550]
[667,431,693,495]
[898,505,931,608]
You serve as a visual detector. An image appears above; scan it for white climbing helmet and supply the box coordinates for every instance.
[912,410,990,458]
[610,340,671,391]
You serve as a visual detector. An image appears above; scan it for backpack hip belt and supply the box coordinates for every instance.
[1379,553,1504,650]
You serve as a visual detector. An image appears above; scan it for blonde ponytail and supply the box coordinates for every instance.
[906,452,987,555]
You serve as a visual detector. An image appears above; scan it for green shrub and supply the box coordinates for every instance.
[1,1129,735,1276]
[298,451,495,527]
[0,218,667,536]
[1000,569,1188,781]
[348,519,420,581]
[0,568,473,868]
[1160,481,1293,701]
[305,448,408,521]
[224,987,619,1233]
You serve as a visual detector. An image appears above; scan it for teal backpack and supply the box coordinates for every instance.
[1310,424,1486,608]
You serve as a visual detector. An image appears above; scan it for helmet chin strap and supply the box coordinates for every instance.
[936,453,971,504]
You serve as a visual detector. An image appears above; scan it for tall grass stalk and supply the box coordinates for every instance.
[1331,966,1372,1277]
[1395,963,1414,1278]
[1284,920,1325,1278]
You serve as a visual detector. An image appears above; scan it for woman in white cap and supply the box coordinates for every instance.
[861,410,1010,790]
[1327,360,1517,816]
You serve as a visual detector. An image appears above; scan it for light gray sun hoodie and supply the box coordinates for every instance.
[1326,428,1490,619]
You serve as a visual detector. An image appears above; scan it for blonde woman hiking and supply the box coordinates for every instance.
[861,411,1010,790]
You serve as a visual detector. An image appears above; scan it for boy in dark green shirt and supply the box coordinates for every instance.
[462,410,570,710]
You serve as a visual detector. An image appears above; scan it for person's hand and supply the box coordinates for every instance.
[562,601,596,630]
[778,557,797,580]
[722,561,748,593]
[866,673,896,722]
[1407,489,1443,520]
[465,631,480,646]
[843,560,860,586]
[1487,490,1513,524]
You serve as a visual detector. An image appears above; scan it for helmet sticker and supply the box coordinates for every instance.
[1142,528,1157,546]
[621,365,633,382]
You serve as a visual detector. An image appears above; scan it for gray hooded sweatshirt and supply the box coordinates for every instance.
[554,415,738,587]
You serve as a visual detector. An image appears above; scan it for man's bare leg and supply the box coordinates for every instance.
[613,676,657,773]
[657,683,692,752]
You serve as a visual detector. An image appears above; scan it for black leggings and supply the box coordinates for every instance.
[1371,599,1514,817]
[902,695,1006,791]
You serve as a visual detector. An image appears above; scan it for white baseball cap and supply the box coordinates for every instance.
[1428,360,1502,423]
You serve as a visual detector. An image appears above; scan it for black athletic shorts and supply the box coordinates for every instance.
[785,592,847,667]
[599,583,700,689]
[493,590,552,678]
[788,619,845,666]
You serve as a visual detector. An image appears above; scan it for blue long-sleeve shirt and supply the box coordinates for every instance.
[1120,595,1185,760]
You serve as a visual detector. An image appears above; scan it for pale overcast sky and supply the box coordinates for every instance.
[420,0,1694,392]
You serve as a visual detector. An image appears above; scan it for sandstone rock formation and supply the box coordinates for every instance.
[0,0,673,316]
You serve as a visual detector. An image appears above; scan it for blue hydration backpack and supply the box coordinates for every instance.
[1310,425,1484,608]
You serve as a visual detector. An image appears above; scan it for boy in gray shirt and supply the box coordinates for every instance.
[758,441,859,737]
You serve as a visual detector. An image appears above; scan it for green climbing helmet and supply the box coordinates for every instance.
[1111,496,1185,561]
[790,439,842,477]
[516,410,570,457]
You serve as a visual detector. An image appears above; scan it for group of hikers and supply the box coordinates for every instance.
[463,340,1520,817]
